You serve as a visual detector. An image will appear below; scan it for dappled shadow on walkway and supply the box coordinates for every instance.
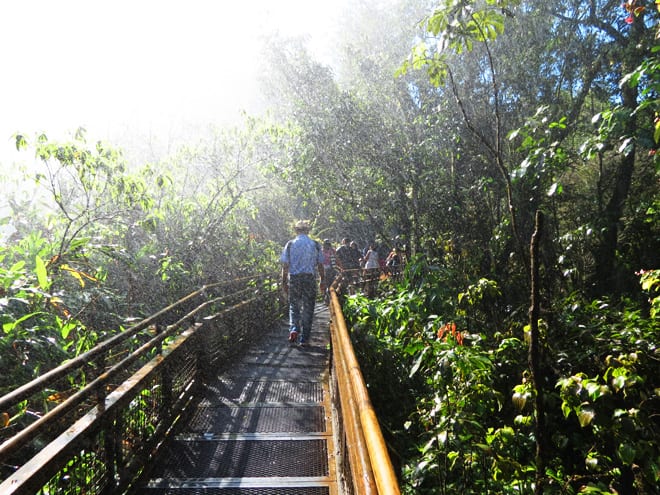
[134,304,338,494]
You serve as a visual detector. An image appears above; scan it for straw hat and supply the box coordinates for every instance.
[294,220,311,233]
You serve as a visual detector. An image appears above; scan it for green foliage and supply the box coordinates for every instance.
[399,0,519,86]
[639,269,660,317]
[1,121,284,398]
[549,291,659,493]
[343,261,658,493]
[344,260,536,494]
[0,239,83,394]
[508,106,568,194]
[0,0,659,491]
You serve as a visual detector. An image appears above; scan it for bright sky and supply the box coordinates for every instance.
[0,0,346,160]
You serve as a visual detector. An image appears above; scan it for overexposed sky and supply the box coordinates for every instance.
[0,0,346,158]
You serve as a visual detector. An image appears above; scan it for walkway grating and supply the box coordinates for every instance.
[138,305,337,495]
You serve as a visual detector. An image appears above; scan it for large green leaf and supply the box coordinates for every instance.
[35,255,49,290]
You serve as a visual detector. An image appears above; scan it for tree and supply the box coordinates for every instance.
[259,2,457,253]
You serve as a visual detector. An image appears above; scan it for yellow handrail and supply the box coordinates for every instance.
[329,289,401,495]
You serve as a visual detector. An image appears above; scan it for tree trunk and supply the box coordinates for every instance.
[529,210,546,494]
[592,13,643,295]
[594,151,635,294]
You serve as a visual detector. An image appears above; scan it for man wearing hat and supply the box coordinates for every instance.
[280,220,325,346]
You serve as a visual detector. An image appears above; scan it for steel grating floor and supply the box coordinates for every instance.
[145,488,329,495]
[138,305,336,495]
[204,379,325,404]
[185,405,327,433]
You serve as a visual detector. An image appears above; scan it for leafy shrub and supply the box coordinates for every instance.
[343,262,659,494]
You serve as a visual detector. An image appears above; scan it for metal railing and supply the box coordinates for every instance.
[328,286,401,495]
[0,274,282,495]
[1,269,401,494]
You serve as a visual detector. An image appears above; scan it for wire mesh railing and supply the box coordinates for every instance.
[0,274,282,495]
[1,268,402,495]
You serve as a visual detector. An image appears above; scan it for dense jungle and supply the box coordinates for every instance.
[1,0,658,493]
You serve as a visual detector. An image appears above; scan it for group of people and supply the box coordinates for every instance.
[279,220,406,346]
[327,237,405,279]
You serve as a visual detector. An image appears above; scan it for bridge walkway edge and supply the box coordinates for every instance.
[134,304,338,495]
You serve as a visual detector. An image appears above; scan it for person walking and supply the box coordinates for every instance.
[335,237,361,287]
[280,220,325,346]
[321,239,337,304]
[362,242,380,298]
[334,238,352,271]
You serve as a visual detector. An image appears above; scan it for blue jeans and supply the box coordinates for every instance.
[288,273,317,342]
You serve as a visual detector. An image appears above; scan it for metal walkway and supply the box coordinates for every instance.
[138,304,337,495]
